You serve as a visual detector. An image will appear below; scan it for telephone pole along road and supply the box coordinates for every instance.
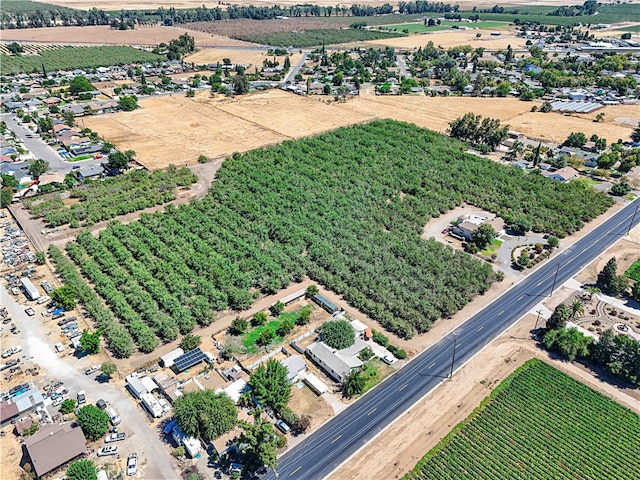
[264,197,640,480]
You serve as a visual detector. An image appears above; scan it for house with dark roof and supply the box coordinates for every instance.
[24,423,87,478]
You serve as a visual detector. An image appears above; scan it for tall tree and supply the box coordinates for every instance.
[248,359,291,411]
[342,368,366,397]
[320,319,355,350]
[66,459,97,480]
[79,330,101,355]
[471,223,496,250]
[597,257,618,292]
[27,158,49,178]
[547,303,570,330]
[569,299,584,319]
[239,415,278,472]
[69,75,93,95]
[173,390,237,442]
[76,405,109,441]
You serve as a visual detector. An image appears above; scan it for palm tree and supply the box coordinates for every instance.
[506,140,524,161]
[585,286,601,301]
[569,299,584,320]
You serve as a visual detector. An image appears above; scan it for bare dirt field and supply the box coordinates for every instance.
[84,88,637,169]
[365,28,528,50]
[0,25,253,47]
[185,49,302,69]
[187,18,343,39]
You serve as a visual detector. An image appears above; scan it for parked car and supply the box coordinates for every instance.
[126,453,138,476]
[96,399,107,409]
[54,343,65,353]
[11,287,19,295]
[381,355,396,365]
[41,280,53,294]
[85,365,101,375]
[1,350,12,358]
[52,397,63,407]
[275,420,291,434]
[97,446,118,457]
[105,432,126,443]
[24,308,35,316]
[11,346,22,355]
[2,318,11,324]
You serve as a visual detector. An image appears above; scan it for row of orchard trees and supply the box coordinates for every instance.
[60,120,613,354]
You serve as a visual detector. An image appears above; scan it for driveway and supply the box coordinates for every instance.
[0,283,180,479]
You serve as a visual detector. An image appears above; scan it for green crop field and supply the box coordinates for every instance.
[24,166,197,228]
[460,4,640,26]
[383,20,510,33]
[232,28,404,48]
[404,359,640,480]
[0,45,163,75]
[0,1,77,14]
[626,258,640,282]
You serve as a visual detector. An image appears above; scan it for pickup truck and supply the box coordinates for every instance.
[97,446,118,457]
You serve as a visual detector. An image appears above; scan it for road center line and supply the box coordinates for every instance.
[428,362,436,369]
[290,466,302,475]
[367,407,377,416]
[331,435,342,444]
[399,383,408,391]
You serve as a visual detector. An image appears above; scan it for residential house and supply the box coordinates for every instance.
[306,338,367,382]
[24,423,87,478]
[544,166,579,182]
[74,164,104,181]
[280,355,307,383]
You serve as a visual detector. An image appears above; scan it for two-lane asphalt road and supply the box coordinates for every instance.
[266,197,640,480]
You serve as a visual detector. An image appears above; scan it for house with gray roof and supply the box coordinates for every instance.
[306,338,366,382]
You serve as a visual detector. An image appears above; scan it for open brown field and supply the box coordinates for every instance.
[84,88,636,170]
[366,28,527,50]
[0,25,253,47]
[46,0,617,11]
[185,49,302,68]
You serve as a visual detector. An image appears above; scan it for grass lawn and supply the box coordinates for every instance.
[403,359,640,480]
[383,21,510,33]
[242,320,284,354]
[625,258,640,282]
[361,358,395,395]
[481,238,502,257]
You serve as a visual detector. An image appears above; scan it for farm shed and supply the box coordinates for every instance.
[160,348,184,368]
[277,288,307,306]
[312,294,339,314]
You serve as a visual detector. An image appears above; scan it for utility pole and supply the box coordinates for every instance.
[449,333,458,379]
[549,263,561,297]
[534,309,543,329]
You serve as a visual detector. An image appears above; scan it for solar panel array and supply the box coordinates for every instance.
[173,347,206,372]
[551,101,602,113]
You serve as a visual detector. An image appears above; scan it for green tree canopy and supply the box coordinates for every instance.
[320,319,355,350]
[597,257,618,293]
[547,303,570,330]
[69,75,93,95]
[564,132,587,148]
[342,368,366,397]
[51,285,76,311]
[239,415,278,472]
[118,95,139,111]
[27,158,49,178]
[231,74,249,95]
[101,361,117,379]
[179,333,201,351]
[544,327,593,361]
[79,330,102,355]
[173,390,237,442]
[67,459,97,480]
[471,223,496,250]
[248,359,291,411]
[60,398,76,414]
[76,405,109,441]
[231,316,248,334]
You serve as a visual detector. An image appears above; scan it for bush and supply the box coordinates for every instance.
[372,330,389,347]
[198,154,208,163]
[279,406,298,426]
[230,316,248,334]
[60,398,76,414]
[172,446,186,457]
